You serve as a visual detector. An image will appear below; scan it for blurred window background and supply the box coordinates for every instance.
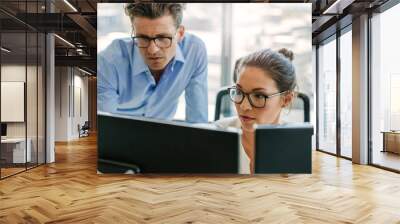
[97,3,312,122]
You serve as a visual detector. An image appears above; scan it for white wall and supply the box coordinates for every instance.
[71,72,89,138]
[75,71,89,138]
[1,64,46,164]
[55,67,69,141]
[1,65,26,132]
[1,65,36,138]
[55,67,89,141]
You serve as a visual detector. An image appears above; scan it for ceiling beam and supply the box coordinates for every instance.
[66,13,97,46]
[322,0,356,14]
[55,55,96,73]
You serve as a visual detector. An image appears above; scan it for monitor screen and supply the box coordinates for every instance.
[255,123,313,174]
[1,123,6,137]
[97,112,240,174]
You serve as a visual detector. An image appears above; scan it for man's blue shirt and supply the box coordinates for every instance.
[97,33,208,123]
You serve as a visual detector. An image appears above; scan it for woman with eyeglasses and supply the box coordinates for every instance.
[215,48,297,174]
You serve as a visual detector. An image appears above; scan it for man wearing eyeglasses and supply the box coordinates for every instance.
[98,3,208,123]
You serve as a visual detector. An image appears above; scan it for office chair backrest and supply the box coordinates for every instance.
[80,121,90,130]
[280,92,310,123]
[214,87,231,121]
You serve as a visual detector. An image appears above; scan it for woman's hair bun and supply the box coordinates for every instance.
[278,48,294,61]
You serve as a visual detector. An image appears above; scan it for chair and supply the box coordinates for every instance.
[214,86,231,121]
[296,92,310,122]
[78,121,90,138]
[214,86,310,122]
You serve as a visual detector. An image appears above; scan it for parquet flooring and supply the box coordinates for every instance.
[1,167,26,178]
[1,134,400,223]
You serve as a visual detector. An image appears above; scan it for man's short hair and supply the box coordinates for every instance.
[125,3,185,28]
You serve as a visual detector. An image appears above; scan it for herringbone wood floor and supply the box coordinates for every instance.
[1,134,400,223]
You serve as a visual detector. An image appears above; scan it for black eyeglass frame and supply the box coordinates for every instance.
[228,87,288,108]
[131,30,176,48]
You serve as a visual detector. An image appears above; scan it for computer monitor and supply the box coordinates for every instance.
[1,123,7,137]
[254,123,313,174]
[97,112,240,174]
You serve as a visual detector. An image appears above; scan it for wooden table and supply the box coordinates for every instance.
[0,138,31,164]
[381,131,400,154]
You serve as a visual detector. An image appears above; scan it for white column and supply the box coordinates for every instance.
[55,67,73,141]
[46,1,55,163]
[46,33,55,163]
[352,14,369,164]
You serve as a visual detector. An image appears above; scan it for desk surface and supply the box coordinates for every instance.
[1,138,27,143]
[381,131,400,134]
[2,135,400,223]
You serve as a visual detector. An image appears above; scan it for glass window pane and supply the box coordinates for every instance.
[1,1,46,178]
[318,37,337,154]
[175,3,223,121]
[1,29,28,177]
[371,3,400,171]
[232,4,312,123]
[340,29,352,158]
[27,31,38,169]
[97,3,131,53]
[38,32,46,165]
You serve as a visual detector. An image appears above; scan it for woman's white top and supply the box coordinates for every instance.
[214,117,251,174]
